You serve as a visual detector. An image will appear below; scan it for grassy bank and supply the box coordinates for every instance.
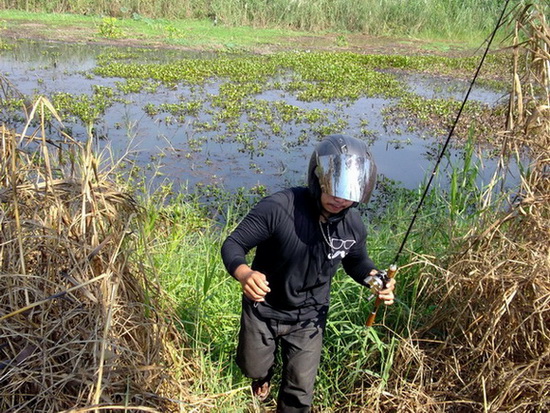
[2,100,547,410]
[1,3,548,412]
[132,134,523,411]
[0,0,520,44]
[0,9,300,50]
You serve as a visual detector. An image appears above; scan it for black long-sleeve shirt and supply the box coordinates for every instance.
[221,187,377,321]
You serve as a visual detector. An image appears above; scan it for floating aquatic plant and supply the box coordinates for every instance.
[52,91,114,125]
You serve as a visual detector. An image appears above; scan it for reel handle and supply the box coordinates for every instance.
[366,264,397,327]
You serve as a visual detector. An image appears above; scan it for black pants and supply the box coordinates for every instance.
[237,299,327,413]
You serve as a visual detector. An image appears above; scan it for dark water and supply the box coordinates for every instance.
[0,39,519,196]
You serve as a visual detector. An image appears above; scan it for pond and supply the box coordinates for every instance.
[1,39,518,198]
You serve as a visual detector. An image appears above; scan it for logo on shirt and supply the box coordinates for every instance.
[327,238,356,260]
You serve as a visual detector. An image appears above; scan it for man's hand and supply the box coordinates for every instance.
[233,264,271,302]
[378,277,396,305]
[369,269,396,305]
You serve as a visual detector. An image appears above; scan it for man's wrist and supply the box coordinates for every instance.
[233,264,253,282]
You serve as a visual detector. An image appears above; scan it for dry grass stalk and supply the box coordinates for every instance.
[0,98,198,412]
[347,5,549,412]
[373,4,549,412]
[415,168,549,411]
[507,4,550,138]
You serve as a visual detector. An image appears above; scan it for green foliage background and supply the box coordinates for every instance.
[0,0,511,40]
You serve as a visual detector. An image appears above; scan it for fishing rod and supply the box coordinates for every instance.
[366,0,512,327]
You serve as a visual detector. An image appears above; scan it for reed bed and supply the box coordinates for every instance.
[352,6,549,412]
[373,143,549,412]
[0,0,507,39]
[0,99,197,411]
[0,4,548,412]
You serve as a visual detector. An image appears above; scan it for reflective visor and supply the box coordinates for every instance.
[316,153,375,203]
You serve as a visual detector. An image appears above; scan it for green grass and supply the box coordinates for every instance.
[0,0,531,47]
[131,137,516,410]
[0,9,313,50]
[0,0,509,39]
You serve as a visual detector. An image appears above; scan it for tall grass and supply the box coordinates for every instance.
[134,189,250,410]
[1,3,546,411]
[134,136,512,411]
[0,98,197,411]
[0,0,518,41]
[2,93,539,412]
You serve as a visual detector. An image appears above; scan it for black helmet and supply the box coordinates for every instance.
[308,134,377,204]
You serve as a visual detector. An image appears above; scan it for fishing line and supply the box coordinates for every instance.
[390,0,511,266]
[366,0,512,327]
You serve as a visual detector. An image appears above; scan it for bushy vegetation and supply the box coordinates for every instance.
[131,131,521,411]
[1,2,548,412]
[0,0,514,41]
[2,94,547,410]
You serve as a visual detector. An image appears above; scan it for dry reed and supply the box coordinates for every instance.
[355,4,549,412]
[0,96,197,411]
[1,4,548,412]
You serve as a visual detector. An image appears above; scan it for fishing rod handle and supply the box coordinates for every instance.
[365,264,397,327]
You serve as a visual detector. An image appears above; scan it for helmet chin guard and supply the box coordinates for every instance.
[308,134,377,204]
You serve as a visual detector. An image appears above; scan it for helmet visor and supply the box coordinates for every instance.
[316,153,376,203]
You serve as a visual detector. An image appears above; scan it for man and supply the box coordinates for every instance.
[221,134,396,412]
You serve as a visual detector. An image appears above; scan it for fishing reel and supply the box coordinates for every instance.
[364,270,390,294]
